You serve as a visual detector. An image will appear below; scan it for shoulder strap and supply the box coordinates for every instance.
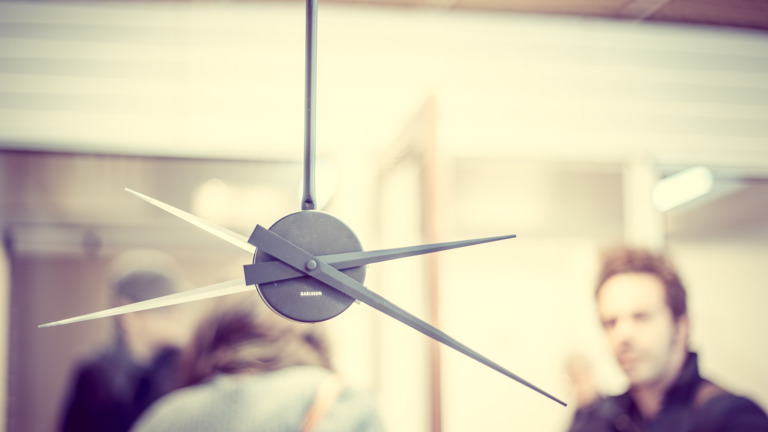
[301,373,344,432]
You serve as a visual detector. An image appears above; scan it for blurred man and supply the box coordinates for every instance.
[59,249,193,432]
[567,247,768,432]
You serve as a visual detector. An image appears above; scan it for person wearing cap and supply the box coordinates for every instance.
[59,249,193,432]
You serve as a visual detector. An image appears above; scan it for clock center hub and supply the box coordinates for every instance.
[252,210,365,322]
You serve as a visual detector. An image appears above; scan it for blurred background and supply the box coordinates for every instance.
[1,0,768,431]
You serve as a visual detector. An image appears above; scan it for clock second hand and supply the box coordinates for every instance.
[249,226,566,406]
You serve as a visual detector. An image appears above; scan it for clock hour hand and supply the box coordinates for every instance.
[249,226,566,406]
[243,234,515,285]
[38,278,251,328]
[125,188,256,254]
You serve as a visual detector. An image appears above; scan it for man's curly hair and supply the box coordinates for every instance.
[595,247,687,321]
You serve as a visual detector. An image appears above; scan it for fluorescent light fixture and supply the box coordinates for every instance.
[652,166,714,212]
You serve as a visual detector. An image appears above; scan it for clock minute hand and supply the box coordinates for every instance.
[243,234,515,285]
[321,234,516,267]
[248,226,566,406]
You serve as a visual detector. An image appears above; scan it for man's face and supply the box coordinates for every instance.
[597,272,687,387]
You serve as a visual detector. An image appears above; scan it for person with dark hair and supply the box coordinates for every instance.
[130,298,385,432]
[567,246,768,432]
[59,250,193,432]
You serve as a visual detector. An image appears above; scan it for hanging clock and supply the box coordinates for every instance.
[40,0,565,407]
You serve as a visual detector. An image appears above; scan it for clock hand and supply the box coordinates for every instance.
[320,234,515,267]
[125,188,255,254]
[38,278,251,328]
[249,226,566,406]
[243,234,516,285]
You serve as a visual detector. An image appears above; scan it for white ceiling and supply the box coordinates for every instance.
[1,1,768,173]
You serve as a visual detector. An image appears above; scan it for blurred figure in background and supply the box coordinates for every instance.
[566,246,768,432]
[565,352,605,430]
[131,296,385,432]
[59,249,193,432]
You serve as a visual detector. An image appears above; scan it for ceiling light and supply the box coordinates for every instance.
[652,166,714,212]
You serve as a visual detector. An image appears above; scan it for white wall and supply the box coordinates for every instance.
[670,240,768,410]
[2,1,768,169]
[439,239,604,432]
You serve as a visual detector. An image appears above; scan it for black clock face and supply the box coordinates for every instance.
[253,210,364,323]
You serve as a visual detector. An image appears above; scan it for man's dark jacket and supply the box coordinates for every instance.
[567,353,768,432]
[59,342,180,432]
